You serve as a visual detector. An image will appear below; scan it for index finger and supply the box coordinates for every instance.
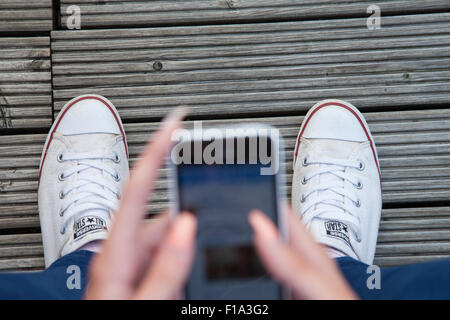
[110,107,187,246]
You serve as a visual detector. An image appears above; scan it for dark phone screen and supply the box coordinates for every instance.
[177,162,280,299]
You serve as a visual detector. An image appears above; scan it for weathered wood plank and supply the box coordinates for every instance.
[0,37,52,130]
[0,257,44,271]
[52,13,450,120]
[374,255,450,267]
[0,0,53,32]
[59,0,450,28]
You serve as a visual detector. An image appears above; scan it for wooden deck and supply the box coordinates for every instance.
[0,1,53,32]
[0,37,52,129]
[1,1,450,272]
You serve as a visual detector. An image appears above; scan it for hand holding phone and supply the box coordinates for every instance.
[86,111,355,300]
[250,208,357,300]
[170,124,287,299]
[86,108,198,300]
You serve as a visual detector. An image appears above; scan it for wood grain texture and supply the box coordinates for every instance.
[59,0,450,28]
[0,0,53,32]
[52,13,450,121]
[0,37,52,129]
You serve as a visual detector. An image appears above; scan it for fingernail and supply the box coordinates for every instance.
[168,213,197,249]
[162,106,189,128]
[249,210,279,243]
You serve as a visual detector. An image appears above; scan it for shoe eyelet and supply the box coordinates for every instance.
[301,176,308,185]
[300,194,306,203]
[58,172,66,181]
[358,161,365,171]
[355,199,361,207]
[59,191,65,199]
[302,157,308,167]
[356,181,363,189]
[113,153,121,163]
[57,154,64,162]
[113,173,120,182]
[59,208,64,217]
[60,227,66,235]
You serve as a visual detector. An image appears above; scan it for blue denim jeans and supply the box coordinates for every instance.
[0,250,93,299]
[337,256,450,299]
[0,251,449,299]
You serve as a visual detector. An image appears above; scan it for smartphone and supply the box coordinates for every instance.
[169,124,287,300]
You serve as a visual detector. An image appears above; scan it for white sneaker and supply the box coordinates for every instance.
[38,94,129,267]
[292,99,382,265]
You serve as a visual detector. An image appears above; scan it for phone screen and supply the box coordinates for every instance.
[176,138,282,299]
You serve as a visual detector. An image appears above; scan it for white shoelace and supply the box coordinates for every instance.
[58,152,121,234]
[300,156,364,242]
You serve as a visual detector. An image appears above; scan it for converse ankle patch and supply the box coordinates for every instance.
[73,216,108,240]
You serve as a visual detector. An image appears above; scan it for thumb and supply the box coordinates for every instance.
[134,213,197,300]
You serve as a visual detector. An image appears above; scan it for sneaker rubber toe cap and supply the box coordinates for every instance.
[56,97,122,135]
[302,104,368,142]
